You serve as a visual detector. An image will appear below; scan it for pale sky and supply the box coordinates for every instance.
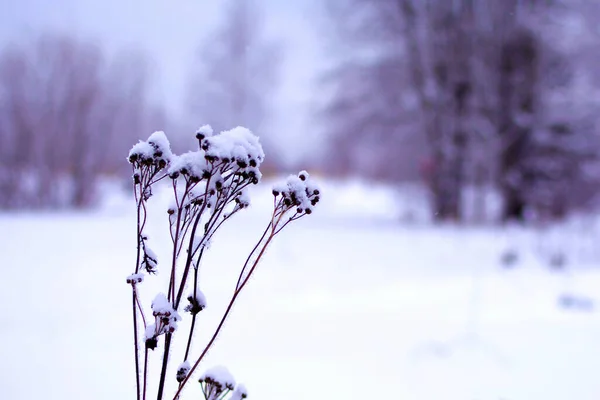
[0,0,329,165]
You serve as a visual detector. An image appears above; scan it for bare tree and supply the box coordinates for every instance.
[320,0,600,222]
[186,0,283,174]
[321,0,485,220]
[0,34,157,209]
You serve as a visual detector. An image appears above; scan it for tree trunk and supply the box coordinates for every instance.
[498,29,539,222]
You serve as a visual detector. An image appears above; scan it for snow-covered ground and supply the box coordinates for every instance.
[2,179,600,400]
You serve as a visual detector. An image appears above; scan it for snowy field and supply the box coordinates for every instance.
[2,179,600,400]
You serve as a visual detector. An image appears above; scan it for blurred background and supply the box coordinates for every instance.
[3,0,600,399]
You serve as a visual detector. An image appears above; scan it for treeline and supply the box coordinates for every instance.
[319,0,600,222]
[0,35,165,208]
[0,0,281,209]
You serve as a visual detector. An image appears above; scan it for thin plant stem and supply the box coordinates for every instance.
[156,333,172,400]
[132,291,141,400]
[183,252,202,361]
[143,347,149,400]
[132,177,145,400]
[135,290,147,328]
[172,230,276,400]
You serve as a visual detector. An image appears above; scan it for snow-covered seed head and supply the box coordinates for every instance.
[176,361,191,383]
[128,153,139,164]
[147,131,173,166]
[231,384,248,400]
[145,337,158,350]
[274,171,321,216]
[199,366,236,392]
[298,170,309,181]
[145,324,158,350]
[128,141,155,166]
[237,160,248,168]
[126,273,144,285]
[195,124,213,141]
[150,293,181,334]
[184,290,207,315]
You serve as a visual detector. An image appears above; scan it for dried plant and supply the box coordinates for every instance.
[126,125,320,400]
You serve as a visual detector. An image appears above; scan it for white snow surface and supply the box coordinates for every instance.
[1,178,600,400]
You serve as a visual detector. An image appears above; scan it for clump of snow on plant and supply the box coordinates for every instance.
[273,170,321,214]
[231,383,248,400]
[126,273,144,284]
[176,361,191,383]
[144,324,157,340]
[151,293,181,334]
[195,124,214,139]
[128,141,155,162]
[204,126,264,165]
[200,365,236,390]
[147,131,173,162]
[185,289,207,315]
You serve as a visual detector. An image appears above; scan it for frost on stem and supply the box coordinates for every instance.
[141,237,158,274]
